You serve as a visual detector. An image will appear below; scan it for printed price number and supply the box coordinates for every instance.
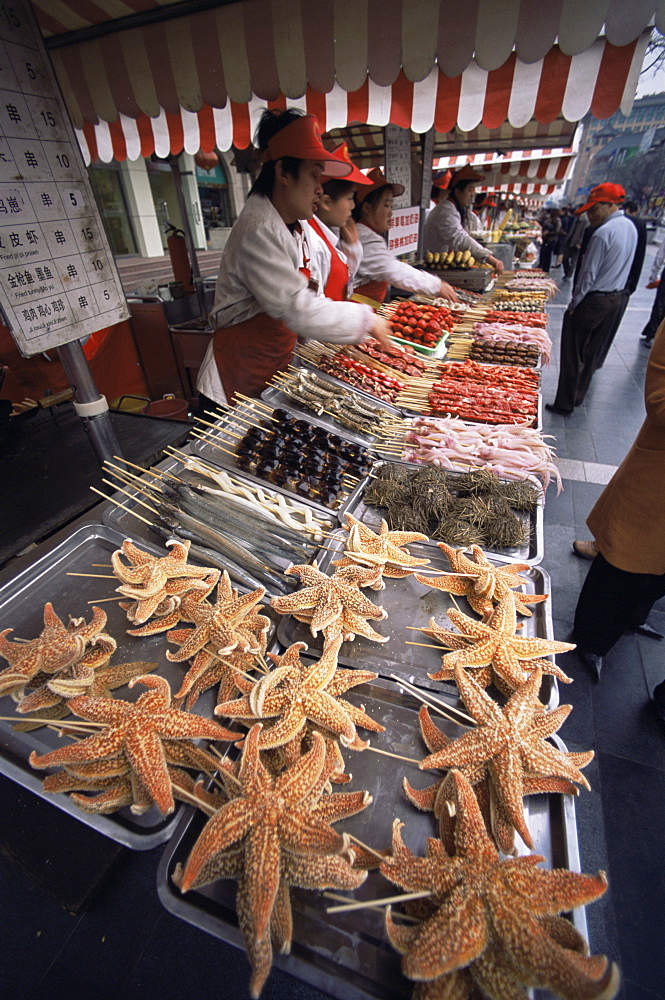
[0,5,21,29]
[40,110,56,128]
[81,225,94,241]
[56,152,69,169]
[91,257,104,272]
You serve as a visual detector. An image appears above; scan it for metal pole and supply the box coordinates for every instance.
[169,155,207,316]
[418,128,435,256]
[56,340,123,463]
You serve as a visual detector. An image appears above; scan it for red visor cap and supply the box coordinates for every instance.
[323,143,373,184]
[575,182,626,215]
[354,167,406,204]
[262,115,352,178]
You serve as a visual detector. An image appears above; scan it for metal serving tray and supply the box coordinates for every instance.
[100,454,337,597]
[337,460,544,565]
[190,401,366,518]
[293,353,415,416]
[261,383,402,448]
[0,523,264,849]
[157,672,585,1000]
[276,530,559,707]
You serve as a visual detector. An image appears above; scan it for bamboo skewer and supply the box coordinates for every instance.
[327,890,432,914]
[365,745,420,764]
[89,486,153,526]
[66,572,116,579]
[101,479,160,517]
[389,674,475,726]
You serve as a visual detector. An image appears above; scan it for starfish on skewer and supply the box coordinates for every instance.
[179,724,371,997]
[270,562,388,643]
[424,590,575,693]
[380,771,620,1000]
[409,665,593,853]
[214,638,385,750]
[415,541,547,618]
[111,537,219,601]
[333,512,430,587]
[28,674,238,815]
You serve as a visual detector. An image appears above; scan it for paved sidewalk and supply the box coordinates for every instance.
[541,241,665,1000]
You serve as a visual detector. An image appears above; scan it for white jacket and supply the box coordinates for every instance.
[353,223,440,296]
[197,194,374,404]
[423,197,491,259]
[306,217,362,298]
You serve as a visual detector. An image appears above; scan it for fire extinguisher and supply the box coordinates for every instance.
[165,223,194,294]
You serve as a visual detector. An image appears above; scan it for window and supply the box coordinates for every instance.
[88,164,138,256]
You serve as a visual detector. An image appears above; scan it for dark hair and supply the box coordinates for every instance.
[322,178,355,200]
[351,184,391,222]
[249,108,304,197]
[430,185,441,201]
[624,200,638,213]
[451,178,476,194]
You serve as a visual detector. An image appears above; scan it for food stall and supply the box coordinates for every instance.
[1,2,662,998]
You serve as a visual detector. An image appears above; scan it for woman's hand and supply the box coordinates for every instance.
[340,219,359,244]
[487,255,505,274]
[437,281,460,304]
[369,314,393,348]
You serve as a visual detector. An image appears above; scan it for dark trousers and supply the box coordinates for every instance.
[573,553,665,656]
[640,268,665,342]
[553,291,624,412]
[563,247,579,279]
[538,241,555,272]
[595,289,630,368]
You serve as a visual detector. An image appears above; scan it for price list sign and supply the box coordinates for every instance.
[0,1,128,356]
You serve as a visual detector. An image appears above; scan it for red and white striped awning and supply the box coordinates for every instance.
[74,33,649,165]
[478,183,560,196]
[435,147,574,186]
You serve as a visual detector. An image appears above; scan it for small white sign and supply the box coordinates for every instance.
[0,0,128,356]
[387,206,420,257]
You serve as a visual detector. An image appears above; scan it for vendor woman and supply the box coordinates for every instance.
[307,142,373,301]
[423,165,505,273]
[196,110,391,407]
[352,168,460,307]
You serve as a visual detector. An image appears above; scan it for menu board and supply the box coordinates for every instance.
[0,0,128,356]
[384,124,411,210]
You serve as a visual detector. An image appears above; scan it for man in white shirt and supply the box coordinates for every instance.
[546,183,637,416]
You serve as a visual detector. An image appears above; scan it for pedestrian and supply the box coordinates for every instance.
[545,183,637,416]
[594,199,648,368]
[640,236,665,348]
[562,211,588,280]
[571,318,665,695]
[554,205,574,267]
[537,208,561,272]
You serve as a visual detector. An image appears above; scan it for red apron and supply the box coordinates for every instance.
[308,217,349,301]
[212,228,312,404]
[352,279,388,305]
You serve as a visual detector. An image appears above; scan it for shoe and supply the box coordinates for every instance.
[545,403,573,416]
[628,623,664,641]
[573,540,598,560]
[652,680,665,723]
[576,648,603,682]
[643,339,653,348]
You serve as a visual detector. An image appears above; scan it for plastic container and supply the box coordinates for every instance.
[388,331,449,359]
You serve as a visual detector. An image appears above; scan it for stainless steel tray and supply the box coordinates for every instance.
[100,454,337,596]
[191,401,367,518]
[293,353,417,417]
[337,460,544,565]
[157,672,585,1000]
[261,383,402,448]
[276,530,559,707]
[0,523,265,849]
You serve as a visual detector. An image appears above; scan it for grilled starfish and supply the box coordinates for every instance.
[404,703,583,856]
[164,579,269,662]
[215,638,384,750]
[380,771,620,1000]
[270,562,388,642]
[179,725,369,997]
[416,542,547,618]
[425,590,575,691]
[413,666,593,852]
[0,603,109,696]
[173,647,264,712]
[28,674,237,815]
[333,512,430,586]
[111,537,218,599]
[120,574,217,626]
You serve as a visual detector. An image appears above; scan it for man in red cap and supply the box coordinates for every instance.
[546,182,637,416]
